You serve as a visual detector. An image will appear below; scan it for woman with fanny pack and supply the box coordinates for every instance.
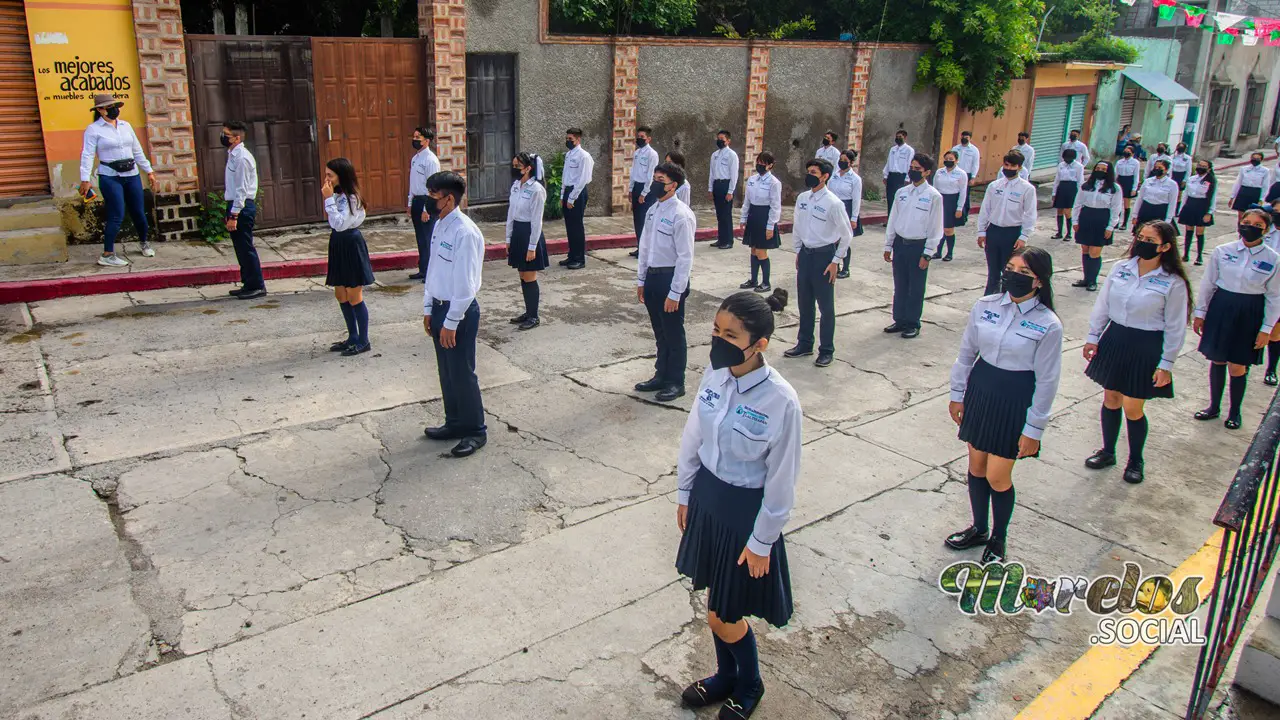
[79,94,156,267]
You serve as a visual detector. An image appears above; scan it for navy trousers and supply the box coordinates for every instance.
[884,172,906,216]
[983,224,1022,295]
[891,237,928,329]
[562,187,589,263]
[410,195,437,276]
[643,268,689,386]
[795,245,838,355]
[431,300,487,437]
[631,181,657,241]
[100,173,148,253]
[229,200,264,291]
[712,179,733,245]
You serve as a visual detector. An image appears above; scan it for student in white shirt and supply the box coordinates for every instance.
[1050,148,1085,240]
[221,121,264,299]
[1132,160,1179,230]
[784,158,854,365]
[816,130,841,169]
[1082,221,1192,484]
[665,151,692,206]
[1231,152,1273,220]
[675,290,794,719]
[1115,147,1142,226]
[560,127,595,269]
[506,152,549,331]
[708,129,740,249]
[322,158,375,357]
[79,93,156,267]
[1061,129,1090,168]
[883,129,915,215]
[739,151,783,292]
[882,153,944,339]
[1193,209,1280,431]
[950,130,981,212]
[946,246,1063,563]
[1069,159,1124,291]
[1169,142,1192,190]
[977,150,1038,295]
[1176,159,1217,266]
[628,125,661,258]
[407,127,440,281]
[827,149,864,277]
[932,150,969,261]
[1145,143,1173,181]
[1014,132,1035,181]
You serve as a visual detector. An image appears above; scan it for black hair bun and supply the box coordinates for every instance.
[766,288,788,313]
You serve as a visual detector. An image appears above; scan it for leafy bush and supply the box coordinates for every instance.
[199,191,231,244]
[1040,34,1139,64]
[914,0,1042,115]
[543,151,565,221]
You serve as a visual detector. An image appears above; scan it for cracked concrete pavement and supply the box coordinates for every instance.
[2,169,1272,718]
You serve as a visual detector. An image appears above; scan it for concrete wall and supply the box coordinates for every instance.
[1090,37,1182,161]
[466,0,613,214]
[636,45,749,209]
[1208,42,1280,155]
[862,47,940,197]
[761,46,852,203]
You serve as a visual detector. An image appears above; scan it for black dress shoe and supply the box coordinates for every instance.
[739,279,758,289]
[509,313,528,324]
[1194,408,1221,421]
[1071,279,1090,288]
[1267,371,1278,387]
[1050,232,1063,240]
[558,258,571,267]
[783,346,813,358]
[943,254,954,262]
[1084,450,1117,470]
[237,288,267,300]
[408,272,425,280]
[341,342,372,356]
[883,323,907,334]
[945,525,989,550]
[754,283,771,293]
[1225,415,1243,430]
[656,385,686,402]
[718,682,765,720]
[451,435,487,458]
[836,269,850,279]
[565,261,585,270]
[714,241,733,249]
[1123,462,1145,484]
[1087,283,1098,292]
[518,317,540,331]
[424,425,463,440]
[628,249,640,257]
[329,339,353,352]
[634,376,665,392]
[1195,256,1204,266]
[901,327,920,339]
[814,353,833,368]
[229,287,247,297]
[981,538,1007,564]
[681,678,732,708]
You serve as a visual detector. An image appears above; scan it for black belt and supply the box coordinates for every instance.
[646,266,675,275]
[895,237,925,245]
[799,244,838,253]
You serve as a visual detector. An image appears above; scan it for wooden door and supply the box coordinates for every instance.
[0,0,48,198]
[465,54,516,204]
[312,38,430,215]
[186,36,322,227]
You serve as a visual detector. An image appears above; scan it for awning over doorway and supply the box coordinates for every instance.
[1121,69,1199,103]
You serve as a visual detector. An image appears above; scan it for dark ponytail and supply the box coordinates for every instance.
[1012,246,1055,313]
[720,289,788,343]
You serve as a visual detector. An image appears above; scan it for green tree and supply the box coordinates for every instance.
[550,0,697,35]
[914,0,1043,114]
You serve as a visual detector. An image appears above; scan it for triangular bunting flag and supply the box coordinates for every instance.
[1217,31,1235,44]
[1118,0,1136,5]
[1152,0,1177,6]
[1157,5,1176,19]
[1185,11,1207,28]
[1243,33,1258,45]
[1215,11,1246,29]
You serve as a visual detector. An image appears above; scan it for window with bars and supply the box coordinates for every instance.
[1206,86,1240,142]
[1243,82,1266,136]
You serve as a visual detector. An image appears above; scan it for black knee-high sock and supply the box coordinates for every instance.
[1208,363,1226,412]
[1184,227,1194,258]
[521,279,540,318]
[339,302,357,342]
[1056,215,1064,234]
[842,248,851,272]
[1269,341,1280,375]
[990,485,1015,542]
[1229,372,1248,419]
[1084,256,1099,285]
[1123,207,1131,225]
[725,627,761,697]
[1101,405,1122,454]
[701,633,737,694]
[1065,218,1073,238]
[945,235,955,255]
[1196,232,1205,258]
[760,258,771,286]
[350,301,369,346]
[1126,415,1148,465]
[749,255,759,284]
[967,473,990,533]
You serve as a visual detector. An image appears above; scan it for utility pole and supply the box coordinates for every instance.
[1188,0,1220,156]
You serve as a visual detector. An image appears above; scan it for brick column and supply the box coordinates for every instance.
[421,0,466,181]
[132,0,199,240]
[610,42,640,215]
[845,44,874,171]
[743,44,769,185]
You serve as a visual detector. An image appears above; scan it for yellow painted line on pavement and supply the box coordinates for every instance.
[1012,528,1225,720]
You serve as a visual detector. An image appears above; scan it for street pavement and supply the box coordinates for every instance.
[1,168,1273,719]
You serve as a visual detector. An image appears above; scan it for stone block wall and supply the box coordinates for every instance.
[609,43,640,214]
[846,45,874,171]
[424,0,467,180]
[743,45,769,184]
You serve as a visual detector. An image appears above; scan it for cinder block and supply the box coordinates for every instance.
[1236,616,1280,705]
[0,228,69,265]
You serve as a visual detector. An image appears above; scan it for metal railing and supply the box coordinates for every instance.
[1188,391,1280,719]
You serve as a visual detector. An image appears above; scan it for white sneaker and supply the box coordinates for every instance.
[140,242,155,257]
[98,254,129,267]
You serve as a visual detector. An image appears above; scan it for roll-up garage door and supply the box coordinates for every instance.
[1030,96,1067,171]
[0,0,49,198]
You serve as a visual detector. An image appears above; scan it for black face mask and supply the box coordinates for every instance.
[1134,241,1162,260]
[1069,135,1079,142]
[838,160,849,170]
[1196,167,1208,175]
[412,139,423,150]
[1091,170,1107,181]
[804,174,821,189]
[961,138,970,145]
[907,169,923,183]
[105,106,120,120]
[1002,270,1036,298]
[709,336,749,370]
[1272,211,1280,228]
[511,166,524,180]
[566,140,576,150]
[1123,153,1133,159]
[427,195,445,218]
[1157,147,1167,155]
[1176,147,1186,154]
[635,138,647,148]
[822,138,831,147]
[1002,168,1019,178]
[220,135,232,148]
[1152,168,1165,177]
[943,160,955,169]
[894,137,905,146]
[716,139,726,149]
[1251,159,1262,166]
[1240,224,1266,243]
[756,164,768,176]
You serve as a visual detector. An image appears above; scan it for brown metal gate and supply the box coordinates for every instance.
[0,0,49,198]
[186,36,322,228]
[312,38,431,216]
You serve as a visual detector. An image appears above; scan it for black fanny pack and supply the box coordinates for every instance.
[104,158,136,173]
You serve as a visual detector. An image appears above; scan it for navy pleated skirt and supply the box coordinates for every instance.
[1075,205,1114,247]
[1177,196,1214,227]
[325,228,376,288]
[507,220,549,271]
[842,199,865,237]
[1232,186,1263,212]
[1117,175,1137,199]
[1135,202,1169,227]
[942,192,968,228]
[1172,170,1187,186]
[1199,288,1265,366]
[1053,180,1078,209]
[958,359,1038,460]
[1086,323,1174,399]
[743,204,781,249]
[675,466,793,627]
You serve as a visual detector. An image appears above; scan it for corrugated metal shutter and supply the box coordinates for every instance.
[1120,86,1138,128]
[1030,96,1068,170]
[0,0,48,198]
[1067,94,1087,136]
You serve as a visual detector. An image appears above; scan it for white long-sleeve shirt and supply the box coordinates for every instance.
[1195,238,1280,333]
[1087,258,1189,371]
[977,175,1037,240]
[1178,173,1218,217]
[637,195,696,302]
[561,144,594,203]
[676,179,691,206]
[1115,157,1141,181]
[1170,152,1193,175]
[676,362,802,557]
[933,166,969,196]
[816,144,841,169]
[1015,143,1036,180]
[407,146,440,206]
[950,142,981,180]
[883,143,915,178]
[1133,176,1180,222]
[708,146,740,194]
[1145,153,1173,177]
[884,181,945,256]
[792,187,853,258]
[324,193,365,232]
[827,169,862,222]
[1051,161,1085,196]
[950,293,1064,441]
[80,118,153,181]
[630,143,660,196]
[1071,182,1124,229]
[423,208,485,331]
[505,178,545,246]
[740,171,782,231]
[223,143,258,216]
[1233,164,1274,200]
[1061,139,1090,167]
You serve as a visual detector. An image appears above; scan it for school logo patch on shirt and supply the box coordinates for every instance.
[1223,252,1240,263]
[699,387,720,409]
[1116,268,1134,281]
[1254,260,1275,273]
[798,201,808,210]
[1019,319,1048,334]
[1146,277,1172,289]
[980,309,1001,324]
[735,404,769,426]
